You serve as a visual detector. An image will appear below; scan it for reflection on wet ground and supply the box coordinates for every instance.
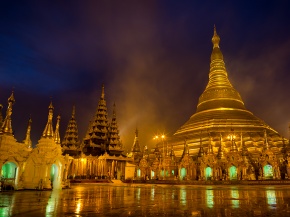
[1,184,290,216]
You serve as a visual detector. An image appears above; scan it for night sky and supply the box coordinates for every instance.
[1,1,290,153]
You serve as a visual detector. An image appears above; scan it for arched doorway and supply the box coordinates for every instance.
[180,168,186,180]
[263,164,273,179]
[205,167,212,180]
[151,170,155,179]
[229,166,237,180]
[137,168,141,178]
[50,164,59,189]
[1,162,17,179]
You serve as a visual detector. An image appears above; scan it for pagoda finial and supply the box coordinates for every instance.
[101,84,105,99]
[72,105,76,118]
[2,91,15,135]
[23,116,32,148]
[212,25,220,48]
[54,115,61,144]
[264,129,270,150]
[42,101,54,138]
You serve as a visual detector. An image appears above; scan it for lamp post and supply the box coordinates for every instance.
[153,134,166,179]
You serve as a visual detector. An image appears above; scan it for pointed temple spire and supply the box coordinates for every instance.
[131,128,141,152]
[23,116,32,148]
[2,91,15,135]
[207,133,214,155]
[198,132,204,157]
[217,133,225,159]
[128,128,142,162]
[181,139,190,160]
[108,103,123,154]
[197,26,245,112]
[264,129,270,150]
[54,115,61,144]
[42,101,54,138]
[229,128,238,152]
[172,26,282,159]
[169,144,176,160]
[83,85,109,156]
[62,106,80,156]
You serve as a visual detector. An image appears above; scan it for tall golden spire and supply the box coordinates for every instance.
[197,26,245,112]
[54,115,61,144]
[2,91,15,135]
[42,101,54,138]
[23,116,32,148]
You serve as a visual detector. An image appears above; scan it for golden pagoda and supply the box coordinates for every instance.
[168,26,286,158]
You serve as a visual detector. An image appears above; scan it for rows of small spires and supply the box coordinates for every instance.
[0,85,122,153]
[195,129,274,160]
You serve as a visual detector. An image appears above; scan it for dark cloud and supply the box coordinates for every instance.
[0,1,290,153]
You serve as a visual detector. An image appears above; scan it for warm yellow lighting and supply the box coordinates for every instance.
[161,135,165,139]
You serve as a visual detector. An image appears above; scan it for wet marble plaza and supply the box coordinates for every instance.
[1,184,290,216]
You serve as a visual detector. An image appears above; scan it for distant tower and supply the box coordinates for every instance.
[2,91,15,135]
[42,101,54,139]
[23,117,32,148]
[107,103,123,155]
[128,128,142,163]
[62,106,80,156]
[83,85,109,156]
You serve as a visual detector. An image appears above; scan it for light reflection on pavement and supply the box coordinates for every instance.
[1,184,290,216]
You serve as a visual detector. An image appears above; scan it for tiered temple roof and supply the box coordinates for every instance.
[62,106,81,156]
[83,85,109,156]
[107,103,124,155]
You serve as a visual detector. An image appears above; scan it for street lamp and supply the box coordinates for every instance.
[154,134,165,157]
[153,134,166,179]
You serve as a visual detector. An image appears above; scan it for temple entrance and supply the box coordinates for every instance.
[205,167,212,180]
[263,164,273,179]
[1,162,17,179]
[137,169,141,178]
[160,170,164,178]
[50,164,59,189]
[151,170,155,179]
[229,166,237,180]
[180,168,186,180]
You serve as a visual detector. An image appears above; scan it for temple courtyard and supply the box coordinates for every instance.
[1,183,290,216]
